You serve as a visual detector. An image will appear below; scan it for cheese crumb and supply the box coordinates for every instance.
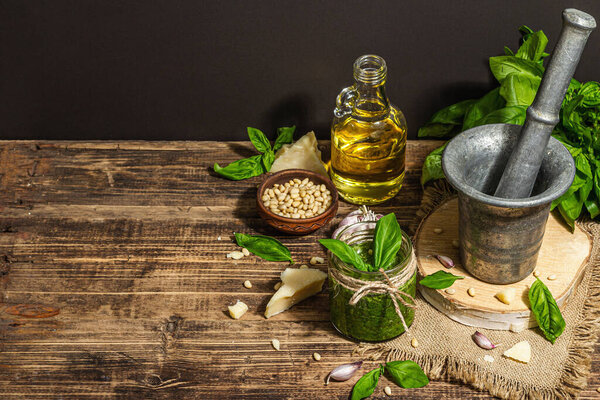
[433,228,443,234]
[495,287,516,305]
[503,341,531,363]
[310,256,325,265]
[227,251,244,260]
[271,338,281,351]
[228,300,248,319]
[241,248,250,256]
[483,355,495,363]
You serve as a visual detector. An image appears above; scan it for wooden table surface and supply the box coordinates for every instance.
[0,140,598,399]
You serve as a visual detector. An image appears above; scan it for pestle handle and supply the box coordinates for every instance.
[494,9,596,199]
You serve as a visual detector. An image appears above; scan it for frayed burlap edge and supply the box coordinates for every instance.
[354,181,600,400]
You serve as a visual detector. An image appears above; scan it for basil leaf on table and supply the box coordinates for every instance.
[213,155,265,180]
[419,270,464,289]
[385,360,429,388]
[528,278,565,343]
[247,127,272,154]
[234,233,293,263]
[373,213,403,271]
[351,367,381,400]
[318,239,369,272]
[273,126,295,152]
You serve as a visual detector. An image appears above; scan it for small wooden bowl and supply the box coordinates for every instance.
[257,169,339,235]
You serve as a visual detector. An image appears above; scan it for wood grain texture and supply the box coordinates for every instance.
[0,140,598,399]
[416,197,592,332]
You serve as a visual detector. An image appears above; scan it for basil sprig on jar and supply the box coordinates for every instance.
[319,213,403,272]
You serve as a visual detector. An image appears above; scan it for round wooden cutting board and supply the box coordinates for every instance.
[415,197,592,332]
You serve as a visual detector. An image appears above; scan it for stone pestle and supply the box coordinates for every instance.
[494,9,596,199]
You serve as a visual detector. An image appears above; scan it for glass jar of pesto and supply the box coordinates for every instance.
[328,221,416,342]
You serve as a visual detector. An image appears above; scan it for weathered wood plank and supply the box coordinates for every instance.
[0,140,598,400]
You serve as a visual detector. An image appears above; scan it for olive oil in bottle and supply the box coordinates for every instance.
[330,55,407,205]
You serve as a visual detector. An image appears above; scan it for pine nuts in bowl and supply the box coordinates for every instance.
[257,169,339,235]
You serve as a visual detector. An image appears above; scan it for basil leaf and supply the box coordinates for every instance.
[385,360,429,388]
[462,88,505,130]
[471,106,527,127]
[351,367,381,400]
[234,233,293,263]
[419,270,464,289]
[213,155,265,181]
[373,213,403,271]
[247,127,272,154]
[273,126,295,152]
[417,99,477,138]
[499,73,541,107]
[420,143,446,186]
[318,239,369,271]
[489,56,544,83]
[528,278,566,343]
[515,30,548,62]
[584,197,600,219]
[417,123,458,139]
[261,150,275,171]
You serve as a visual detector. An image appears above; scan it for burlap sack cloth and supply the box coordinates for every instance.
[355,182,600,400]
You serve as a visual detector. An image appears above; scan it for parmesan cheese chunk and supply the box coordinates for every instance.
[264,267,327,318]
[503,341,531,364]
[270,132,328,176]
[495,287,516,305]
[228,300,248,319]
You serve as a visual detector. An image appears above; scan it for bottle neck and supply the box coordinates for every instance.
[352,55,390,119]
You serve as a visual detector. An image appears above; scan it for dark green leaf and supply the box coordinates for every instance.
[528,278,566,343]
[575,154,592,179]
[420,143,446,186]
[462,88,505,130]
[385,361,429,388]
[584,197,600,219]
[426,99,479,126]
[417,123,458,139]
[503,46,515,56]
[273,126,295,152]
[471,106,527,127]
[373,213,403,271]
[247,127,271,154]
[351,368,381,400]
[419,270,464,289]
[579,81,600,107]
[213,155,265,180]
[261,150,275,171]
[499,73,541,107]
[489,56,544,83]
[234,233,293,263]
[515,30,548,62]
[318,239,369,271]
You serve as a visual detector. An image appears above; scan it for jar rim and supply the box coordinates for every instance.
[353,54,387,85]
[331,221,413,277]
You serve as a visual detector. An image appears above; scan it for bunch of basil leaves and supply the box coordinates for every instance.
[213,126,295,180]
[418,26,600,230]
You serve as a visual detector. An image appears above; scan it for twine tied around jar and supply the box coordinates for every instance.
[329,250,417,334]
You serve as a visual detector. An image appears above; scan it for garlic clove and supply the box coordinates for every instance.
[472,331,498,350]
[434,254,454,268]
[325,361,363,385]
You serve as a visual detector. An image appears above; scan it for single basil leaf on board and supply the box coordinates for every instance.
[213,155,265,181]
[273,126,295,152]
[318,239,369,271]
[351,367,381,400]
[528,278,566,343]
[373,213,403,271]
[489,56,544,83]
[419,270,464,289]
[234,233,293,263]
[261,150,275,171]
[462,88,505,131]
[499,73,541,107]
[247,127,272,154]
[385,360,429,388]
[420,143,447,186]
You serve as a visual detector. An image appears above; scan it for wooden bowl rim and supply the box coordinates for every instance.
[256,169,339,223]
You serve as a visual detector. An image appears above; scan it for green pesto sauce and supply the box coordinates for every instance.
[329,241,416,342]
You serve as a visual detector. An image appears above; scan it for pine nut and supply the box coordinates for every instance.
[467,287,476,297]
[243,280,252,288]
[313,352,321,361]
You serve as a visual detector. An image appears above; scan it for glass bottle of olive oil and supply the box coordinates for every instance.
[330,55,407,205]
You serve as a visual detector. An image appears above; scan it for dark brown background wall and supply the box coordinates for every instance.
[1,0,599,141]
